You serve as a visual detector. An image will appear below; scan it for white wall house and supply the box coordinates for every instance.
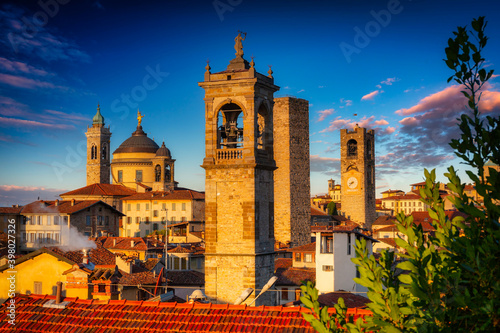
[314,226,375,295]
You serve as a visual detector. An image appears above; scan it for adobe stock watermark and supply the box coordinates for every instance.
[6,218,17,325]
[8,0,72,53]
[51,64,169,182]
[339,0,407,64]
[213,0,243,22]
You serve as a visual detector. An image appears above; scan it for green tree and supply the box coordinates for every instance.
[327,201,338,216]
[301,16,499,332]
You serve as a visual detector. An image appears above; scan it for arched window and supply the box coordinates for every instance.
[257,103,269,150]
[165,164,171,182]
[91,145,97,160]
[102,143,108,160]
[217,103,244,149]
[347,139,357,158]
[155,165,161,182]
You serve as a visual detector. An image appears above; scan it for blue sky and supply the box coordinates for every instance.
[1,0,499,206]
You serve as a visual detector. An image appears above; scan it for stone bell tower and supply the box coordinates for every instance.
[199,32,279,305]
[86,104,111,185]
[340,125,376,229]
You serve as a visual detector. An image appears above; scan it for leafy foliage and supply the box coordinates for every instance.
[328,201,338,216]
[301,17,499,332]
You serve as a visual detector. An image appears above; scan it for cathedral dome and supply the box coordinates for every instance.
[113,126,159,154]
[156,142,171,158]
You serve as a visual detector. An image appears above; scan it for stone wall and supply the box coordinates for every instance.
[273,97,310,247]
[86,125,111,185]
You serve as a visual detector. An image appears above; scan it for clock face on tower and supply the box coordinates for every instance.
[347,176,358,189]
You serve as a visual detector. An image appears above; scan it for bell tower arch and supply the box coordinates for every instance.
[199,33,279,305]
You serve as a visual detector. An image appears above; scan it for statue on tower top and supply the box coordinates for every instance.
[137,109,145,126]
[234,31,246,58]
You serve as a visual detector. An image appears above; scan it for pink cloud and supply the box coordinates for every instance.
[374,119,389,126]
[0,57,49,77]
[0,185,48,192]
[317,108,335,122]
[361,90,380,101]
[0,116,74,129]
[0,73,57,89]
[381,77,398,85]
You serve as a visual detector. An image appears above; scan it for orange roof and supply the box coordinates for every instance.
[60,183,136,197]
[99,237,148,251]
[311,206,328,216]
[0,294,375,332]
[19,200,125,216]
[318,292,370,308]
[288,242,316,253]
[276,266,316,286]
[123,189,205,201]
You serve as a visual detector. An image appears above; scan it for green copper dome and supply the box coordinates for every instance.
[93,105,105,125]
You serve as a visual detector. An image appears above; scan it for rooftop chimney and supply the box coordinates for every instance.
[55,199,59,206]
[55,281,62,304]
[82,249,89,264]
[130,240,134,248]
[113,239,116,247]
[71,199,76,206]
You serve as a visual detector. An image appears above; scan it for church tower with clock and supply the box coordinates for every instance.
[340,125,376,229]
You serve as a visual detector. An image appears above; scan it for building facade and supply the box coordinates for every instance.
[273,97,310,247]
[340,125,376,229]
[86,105,111,185]
[199,34,278,305]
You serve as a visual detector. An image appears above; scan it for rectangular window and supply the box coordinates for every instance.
[146,203,150,211]
[98,216,103,226]
[136,170,143,182]
[322,236,333,253]
[118,170,123,182]
[105,216,109,226]
[162,203,166,210]
[127,230,131,237]
[145,217,149,222]
[136,217,140,224]
[23,233,27,242]
[54,233,59,244]
[86,215,91,226]
[47,216,51,226]
[38,233,44,243]
[173,257,180,270]
[127,204,131,211]
[153,201,158,205]
[98,284,106,293]
[304,253,312,263]
[127,217,132,224]
[181,216,186,222]
[34,281,42,294]
[153,223,158,231]
[30,233,36,243]
[153,210,158,217]
[172,203,176,211]
[37,216,42,225]
[281,288,289,300]
[136,203,140,211]
[29,216,35,225]
[295,252,301,262]
[181,258,187,270]
[182,203,186,211]
[323,265,333,272]
[63,216,68,225]
[54,216,59,225]
[347,234,352,255]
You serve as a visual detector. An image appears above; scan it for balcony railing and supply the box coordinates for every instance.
[216,148,243,161]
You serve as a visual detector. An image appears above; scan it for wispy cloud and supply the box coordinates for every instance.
[0,116,74,129]
[339,98,352,108]
[361,90,381,101]
[0,5,91,63]
[381,77,399,86]
[317,108,335,122]
[320,115,393,135]
[310,155,340,175]
[0,72,65,90]
[0,133,37,146]
[297,89,305,93]
[0,57,49,76]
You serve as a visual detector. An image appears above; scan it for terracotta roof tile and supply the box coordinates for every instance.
[275,267,316,286]
[0,206,22,214]
[1,282,373,331]
[317,292,370,308]
[20,200,124,216]
[275,258,292,270]
[123,189,205,201]
[60,183,136,197]
[311,206,328,216]
[288,242,316,253]
[100,237,148,251]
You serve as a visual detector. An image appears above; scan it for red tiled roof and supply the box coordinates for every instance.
[0,206,22,214]
[376,238,398,247]
[372,215,397,226]
[60,183,136,197]
[275,258,292,270]
[48,242,117,266]
[120,270,160,285]
[288,242,316,253]
[167,270,205,286]
[20,200,124,216]
[0,294,372,332]
[123,189,205,201]
[169,245,193,253]
[311,206,328,216]
[381,193,421,201]
[410,181,427,186]
[275,267,316,286]
[318,292,370,308]
[99,237,148,251]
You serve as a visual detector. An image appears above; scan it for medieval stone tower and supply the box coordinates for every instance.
[273,97,310,247]
[340,125,376,229]
[199,33,278,305]
[86,105,111,185]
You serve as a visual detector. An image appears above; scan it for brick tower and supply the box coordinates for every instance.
[340,125,375,229]
[199,33,279,305]
[86,104,111,185]
[273,97,310,247]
